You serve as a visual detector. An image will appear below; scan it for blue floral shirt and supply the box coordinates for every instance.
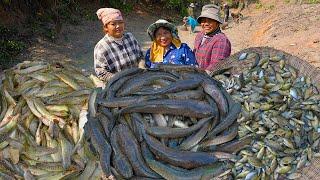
[145,43,197,68]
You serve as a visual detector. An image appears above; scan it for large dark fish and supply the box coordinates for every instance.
[165,88,205,100]
[119,99,215,118]
[86,117,112,176]
[98,95,165,108]
[97,106,115,139]
[110,126,133,179]
[179,121,211,150]
[141,141,229,179]
[117,124,161,178]
[216,135,254,153]
[105,67,143,93]
[100,68,143,99]
[143,132,218,169]
[200,122,239,147]
[205,102,241,139]
[117,71,178,96]
[133,79,202,96]
[202,82,229,118]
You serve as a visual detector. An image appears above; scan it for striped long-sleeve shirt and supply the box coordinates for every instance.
[194,31,231,71]
[94,32,143,81]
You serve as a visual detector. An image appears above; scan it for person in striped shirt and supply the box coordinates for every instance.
[94,8,144,81]
[194,4,231,73]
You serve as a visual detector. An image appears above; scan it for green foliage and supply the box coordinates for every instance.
[307,0,320,3]
[254,2,275,11]
[165,0,182,9]
[109,0,133,13]
[82,8,97,21]
[180,7,188,17]
[284,0,320,4]
[0,25,26,69]
[226,0,233,4]
[1,0,11,5]
[255,2,263,9]
[265,4,275,10]
[164,0,193,17]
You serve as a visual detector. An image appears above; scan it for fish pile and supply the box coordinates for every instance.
[0,61,103,179]
[85,64,243,179]
[214,52,320,179]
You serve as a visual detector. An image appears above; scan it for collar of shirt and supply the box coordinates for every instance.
[205,27,221,37]
[164,44,177,56]
[105,34,123,44]
[200,28,222,45]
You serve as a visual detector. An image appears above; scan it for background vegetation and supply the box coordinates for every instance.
[0,0,319,70]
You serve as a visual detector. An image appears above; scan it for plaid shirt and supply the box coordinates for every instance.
[94,32,143,81]
[194,31,231,71]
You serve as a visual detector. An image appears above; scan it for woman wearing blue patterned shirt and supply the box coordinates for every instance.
[145,19,197,68]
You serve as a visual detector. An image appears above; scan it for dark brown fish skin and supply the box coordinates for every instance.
[105,67,143,93]
[216,135,254,153]
[106,75,133,99]
[143,132,218,169]
[181,72,229,118]
[133,79,202,96]
[200,122,239,147]
[99,67,143,99]
[130,113,145,142]
[119,99,215,118]
[110,167,125,180]
[97,106,115,139]
[146,116,212,138]
[88,88,100,118]
[141,142,229,180]
[205,94,220,124]
[165,88,205,100]
[110,126,133,179]
[97,95,165,108]
[205,102,241,139]
[86,116,112,176]
[117,124,161,178]
[178,121,211,150]
[117,71,178,97]
[202,82,229,119]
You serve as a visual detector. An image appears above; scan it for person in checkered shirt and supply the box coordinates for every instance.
[94,8,144,81]
[194,4,231,73]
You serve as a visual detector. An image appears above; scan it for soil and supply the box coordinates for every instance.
[17,2,320,74]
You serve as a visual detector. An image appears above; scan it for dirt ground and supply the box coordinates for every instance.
[19,2,320,74]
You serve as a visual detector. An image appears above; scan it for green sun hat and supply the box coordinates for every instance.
[147,19,179,40]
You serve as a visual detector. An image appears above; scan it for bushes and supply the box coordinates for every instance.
[0,25,26,69]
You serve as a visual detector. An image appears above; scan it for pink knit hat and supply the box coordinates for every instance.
[96,8,123,26]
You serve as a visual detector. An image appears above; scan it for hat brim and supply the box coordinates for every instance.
[147,22,177,40]
[197,15,223,24]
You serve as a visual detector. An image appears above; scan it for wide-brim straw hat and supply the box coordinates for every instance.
[147,19,178,40]
[197,4,223,24]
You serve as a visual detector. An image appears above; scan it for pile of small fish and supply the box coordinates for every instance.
[85,64,243,179]
[0,61,103,179]
[214,52,320,179]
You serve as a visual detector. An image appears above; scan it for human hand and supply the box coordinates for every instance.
[138,60,146,69]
